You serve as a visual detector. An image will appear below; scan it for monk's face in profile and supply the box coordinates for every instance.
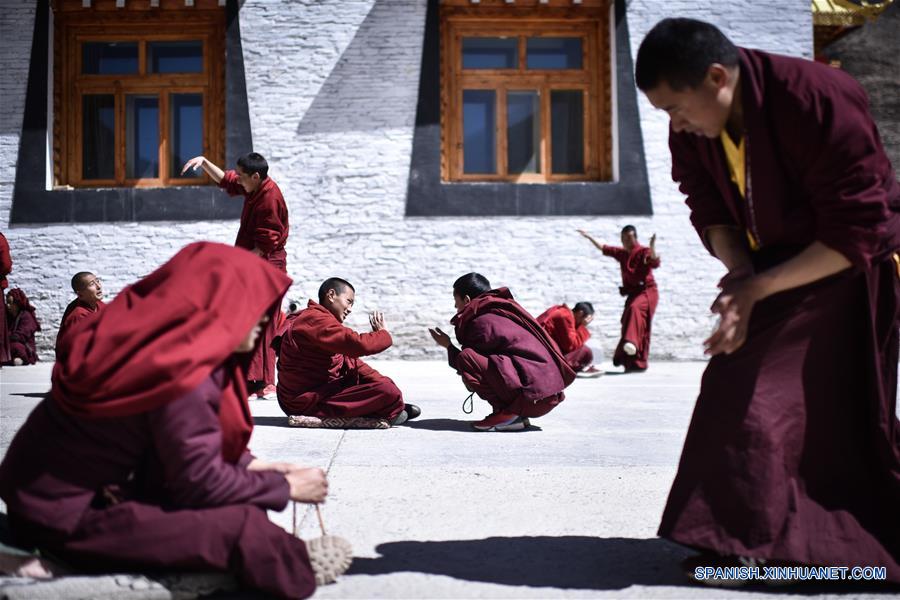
[453,293,471,314]
[76,273,104,306]
[643,64,736,138]
[324,287,355,323]
[5,294,18,317]
[235,165,262,194]
[573,309,590,328]
[235,315,268,353]
[621,229,638,251]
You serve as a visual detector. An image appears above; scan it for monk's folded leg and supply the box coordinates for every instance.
[311,377,404,421]
[12,501,315,600]
[564,345,593,372]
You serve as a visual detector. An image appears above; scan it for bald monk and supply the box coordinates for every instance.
[0,243,349,598]
[579,227,660,372]
[276,278,420,427]
[537,301,599,374]
[0,232,11,365]
[182,152,289,400]
[636,18,900,581]
[56,271,105,355]
[429,273,575,431]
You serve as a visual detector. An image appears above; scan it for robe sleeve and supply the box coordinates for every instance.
[771,72,895,269]
[549,310,582,354]
[217,170,246,197]
[9,313,37,344]
[601,246,629,262]
[148,382,289,511]
[302,315,392,358]
[0,234,11,278]
[670,130,740,253]
[575,324,590,346]
[253,191,287,253]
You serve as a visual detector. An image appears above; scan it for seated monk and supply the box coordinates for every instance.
[4,288,40,366]
[536,301,599,374]
[428,273,576,432]
[0,243,350,598]
[55,271,106,355]
[275,277,420,427]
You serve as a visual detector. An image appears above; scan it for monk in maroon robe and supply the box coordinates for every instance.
[182,152,289,399]
[0,243,348,598]
[275,277,419,426]
[429,273,576,431]
[579,227,660,372]
[4,288,40,366]
[536,302,596,373]
[0,232,11,365]
[636,18,900,582]
[55,271,106,357]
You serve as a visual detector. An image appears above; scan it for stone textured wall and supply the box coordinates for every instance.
[0,0,812,362]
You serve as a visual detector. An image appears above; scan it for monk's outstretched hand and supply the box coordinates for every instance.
[370,311,385,332]
[428,327,452,348]
[285,467,329,504]
[181,156,206,176]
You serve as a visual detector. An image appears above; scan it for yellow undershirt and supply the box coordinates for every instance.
[720,131,759,251]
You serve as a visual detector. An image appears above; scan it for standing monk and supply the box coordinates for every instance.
[428,273,575,431]
[536,302,598,374]
[275,277,420,427]
[579,227,660,372]
[0,243,349,598]
[56,272,105,356]
[0,232,11,365]
[636,18,900,581]
[182,152,289,400]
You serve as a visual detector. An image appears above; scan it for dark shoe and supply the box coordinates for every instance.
[390,410,409,426]
[472,411,530,432]
[404,404,421,421]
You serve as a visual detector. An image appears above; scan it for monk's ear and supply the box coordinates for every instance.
[463,295,472,305]
[706,63,730,90]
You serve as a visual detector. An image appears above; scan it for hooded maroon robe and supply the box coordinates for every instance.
[660,48,900,579]
[275,301,404,420]
[601,243,659,370]
[219,170,290,387]
[536,304,593,371]
[6,289,40,365]
[0,242,317,598]
[0,232,11,365]
[449,288,576,417]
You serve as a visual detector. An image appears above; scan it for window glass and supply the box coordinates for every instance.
[170,94,204,178]
[463,90,496,174]
[82,42,138,74]
[126,95,160,179]
[462,37,518,69]
[148,41,204,73]
[551,90,584,174]
[507,91,540,174]
[82,95,116,179]
[526,37,582,70]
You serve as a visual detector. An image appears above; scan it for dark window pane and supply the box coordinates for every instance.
[148,41,203,73]
[551,90,584,174]
[526,38,582,70]
[82,42,138,74]
[82,95,116,180]
[462,37,517,69]
[463,90,496,174]
[126,95,159,179]
[170,94,204,178]
[507,91,540,174]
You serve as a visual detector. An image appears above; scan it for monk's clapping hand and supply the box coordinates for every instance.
[704,276,763,356]
[428,327,452,348]
[285,467,329,504]
[369,311,386,332]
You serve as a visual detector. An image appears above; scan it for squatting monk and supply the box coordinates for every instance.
[0,231,11,365]
[276,278,419,427]
[5,288,40,366]
[56,271,105,355]
[578,227,660,372]
[428,273,575,431]
[182,152,289,400]
[636,18,900,582]
[536,301,600,375]
[0,243,350,598]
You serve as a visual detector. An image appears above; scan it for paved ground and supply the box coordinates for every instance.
[0,361,895,599]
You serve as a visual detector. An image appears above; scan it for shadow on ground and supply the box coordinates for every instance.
[10,393,46,399]
[253,416,291,428]
[349,536,900,594]
[403,418,542,433]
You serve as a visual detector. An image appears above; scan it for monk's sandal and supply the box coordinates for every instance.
[305,535,353,586]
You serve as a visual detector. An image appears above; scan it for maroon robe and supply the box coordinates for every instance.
[55,299,105,356]
[0,232,11,365]
[601,244,659,370]
[661,48,900,579]
[0,243,315,598]
[275,301,404,420]
[536,304,593,371]
[449,288,576,417]
[219,170,290,386]
[7,310,39,365]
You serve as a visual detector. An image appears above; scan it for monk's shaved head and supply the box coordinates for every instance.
[574,301,594,316]
[453,273,491,300]
[72,272,94,292]
[621,225,637,236]
[318,277,355,304]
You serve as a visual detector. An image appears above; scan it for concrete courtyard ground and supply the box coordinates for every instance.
[0,360,895,599]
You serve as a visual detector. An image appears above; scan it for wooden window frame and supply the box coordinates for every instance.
[54,3,225,188]
[440,0,612,184]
